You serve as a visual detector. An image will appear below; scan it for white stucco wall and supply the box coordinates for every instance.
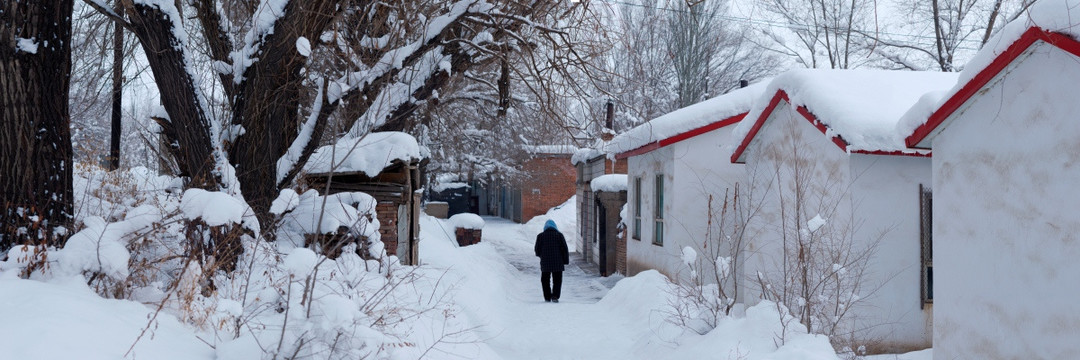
[930,43,1080,359]
[741,102,932,350]
[625,126,745,283]
[849,155,932,349]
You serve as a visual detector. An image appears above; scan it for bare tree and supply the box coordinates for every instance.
[0,0,76,251]
[760,0,872,69]
[81,0,599,225]
[866,0,1037,71]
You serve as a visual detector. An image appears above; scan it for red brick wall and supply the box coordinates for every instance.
[376,202,399,255]
[606,158,628,175]
[616,227,627,275]
[520,155,577,223]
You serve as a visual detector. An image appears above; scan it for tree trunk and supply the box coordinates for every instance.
[0,0,75,251]
[122,2,219,189]
[110,9,122,171]
[228,0,343,228]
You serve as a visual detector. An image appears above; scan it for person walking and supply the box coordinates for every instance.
[535,219,569,303]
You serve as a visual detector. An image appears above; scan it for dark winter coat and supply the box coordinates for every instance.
[535,227,569,272]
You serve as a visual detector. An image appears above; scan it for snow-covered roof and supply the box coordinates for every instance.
[731,69,958,162]
[571,147,604,165]
[304,131,425,176]
[524,145,579,155]
[608,81,769,156]
[590,174,628,192]
[900,0,1080,148]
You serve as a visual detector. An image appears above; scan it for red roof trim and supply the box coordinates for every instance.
[732,89,933,163]
[905,27,1080,148]
[730,91,788,163]
[615,113,745,160]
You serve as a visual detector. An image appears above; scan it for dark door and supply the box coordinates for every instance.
[597,199,607,276]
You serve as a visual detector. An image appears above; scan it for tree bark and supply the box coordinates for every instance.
[110,7,122,171]
[228,0,345,227]
[0,0,75,251]
[122,2,218,189]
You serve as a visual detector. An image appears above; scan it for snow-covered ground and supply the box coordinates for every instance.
[0,195,931,359]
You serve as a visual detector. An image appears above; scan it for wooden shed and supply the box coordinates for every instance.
[301,132,426,265]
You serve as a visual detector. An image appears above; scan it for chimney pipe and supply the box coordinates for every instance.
[739,79,749,88]
[605,100,614,130]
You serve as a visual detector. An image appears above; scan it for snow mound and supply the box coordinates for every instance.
[591,174,628,192]
[180,188,259,232]
[448,213,484,230]
[522,196,579,252]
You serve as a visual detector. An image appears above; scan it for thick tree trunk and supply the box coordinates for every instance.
[123,2,219,189]
[0,0,75,251]
[229,0,343,227]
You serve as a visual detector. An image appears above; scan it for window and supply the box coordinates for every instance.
[633,177,641,240]
[919,184,933,306]
[653,174,664,246]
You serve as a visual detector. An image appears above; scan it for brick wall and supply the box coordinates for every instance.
[616,226,627,275]
[376,202,399,255]
[606,158,628,175]
[520,155,577,223]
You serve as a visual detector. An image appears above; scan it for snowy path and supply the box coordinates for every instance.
[473,217,647,360]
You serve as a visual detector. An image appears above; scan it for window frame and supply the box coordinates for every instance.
[633,176,641,240]
[919,184,933,306]
[653,174,664,246]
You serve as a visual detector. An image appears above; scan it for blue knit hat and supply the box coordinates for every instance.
[544,219,557,231]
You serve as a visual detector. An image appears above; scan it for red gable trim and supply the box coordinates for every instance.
[905,27,1080,148]
[731,89,932,164]
[615,113,745,160]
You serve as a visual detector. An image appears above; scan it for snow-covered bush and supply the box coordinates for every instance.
[2,165,469,359]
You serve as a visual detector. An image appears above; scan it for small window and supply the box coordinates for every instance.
[920,184,933,306]
[633,177,642,240]
[654,174,664,246]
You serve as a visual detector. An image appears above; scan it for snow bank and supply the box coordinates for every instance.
[56,209,160,280]
[180,188,259,232]
[448,213,485,230]
[0,276,213,360]
[276,190,382,256]
[732,69,957,153]
[522,196,579,252]
[896,0,1080,138]
[609,81,768,155]
[304,131,423,176]
[663,301,839,360]
[590,174,628,192]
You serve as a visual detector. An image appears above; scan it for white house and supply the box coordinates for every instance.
[607,82,765,284]
[729,69,957,352]
[899,1,1080,357]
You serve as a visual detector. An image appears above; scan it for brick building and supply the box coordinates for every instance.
[573,149,627,275]
[466,146,578,224]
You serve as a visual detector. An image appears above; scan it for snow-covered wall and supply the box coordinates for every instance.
[741,102,932,350]
[625,126,744,284]
[930,42,1080,359]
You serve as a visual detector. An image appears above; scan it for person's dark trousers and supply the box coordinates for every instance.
[541,271,563,301]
